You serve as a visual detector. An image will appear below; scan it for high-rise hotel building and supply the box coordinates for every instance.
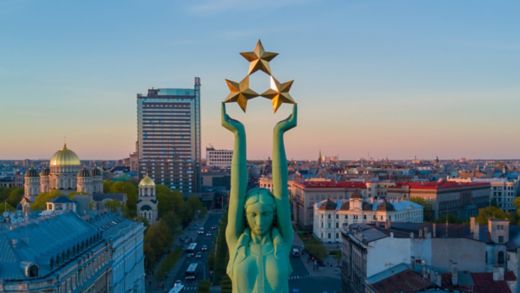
[137,77,201,194]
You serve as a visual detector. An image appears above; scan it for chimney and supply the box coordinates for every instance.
[385,219,391,230]
[451,262,458,286]
[470,217,476,233]
[474,221,480,240]
[433,223,437,238]
[493,266,505,281]
[419,229,423,238]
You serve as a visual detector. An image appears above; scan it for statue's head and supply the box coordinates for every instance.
[244,188,276,237]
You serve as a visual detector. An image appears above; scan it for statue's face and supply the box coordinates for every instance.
[246,202,274,236]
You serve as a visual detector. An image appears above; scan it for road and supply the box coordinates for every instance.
[169,211,223,291]
[157,210,341,292]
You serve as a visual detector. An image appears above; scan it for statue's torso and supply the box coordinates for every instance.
[229,231,291,293]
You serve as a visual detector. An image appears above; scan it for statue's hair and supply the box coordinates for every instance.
[244,188,276,211]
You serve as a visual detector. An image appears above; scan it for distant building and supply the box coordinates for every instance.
[206,146,232,169]
[313,196,423,243]
[448,177,519,211]
[137,175,158,224]
[137,77,202,194]
[21,144,103,210]
[386,181,490,220]
[289,180,368,229]
[341,218,518,293]
[0,211,144,293]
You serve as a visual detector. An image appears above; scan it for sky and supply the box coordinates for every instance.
[0,0,519,160]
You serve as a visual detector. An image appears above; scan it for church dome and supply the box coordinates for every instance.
[139,175,155,187]
[50,144,80,167]
[77,167,91,177]
[25,167,39,178]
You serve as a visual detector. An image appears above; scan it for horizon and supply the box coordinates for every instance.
[1,0,519,160]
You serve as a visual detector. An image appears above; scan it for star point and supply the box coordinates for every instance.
[224,76,259,112]
[261,76,295,112]
[240,40,279,75]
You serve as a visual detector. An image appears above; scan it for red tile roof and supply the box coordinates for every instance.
[471,272,512,293]
[395,181,490,190]
[370,270,433,293]
[300,181,367,189]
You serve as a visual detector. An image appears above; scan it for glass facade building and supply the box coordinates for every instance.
[137,77,201,194]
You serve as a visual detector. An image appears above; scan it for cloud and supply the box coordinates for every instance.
[188,0,314,16]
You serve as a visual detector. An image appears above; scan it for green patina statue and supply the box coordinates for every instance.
[222,102,297,293]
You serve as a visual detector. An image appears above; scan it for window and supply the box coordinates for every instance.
[498,251,505,265]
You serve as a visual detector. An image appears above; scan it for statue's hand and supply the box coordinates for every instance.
[222,102,245,134]
[274,104,297,134]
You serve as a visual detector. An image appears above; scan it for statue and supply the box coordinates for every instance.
[222,40,297,293]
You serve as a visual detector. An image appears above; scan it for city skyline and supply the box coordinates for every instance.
[1,0,519,160]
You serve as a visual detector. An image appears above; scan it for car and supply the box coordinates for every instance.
[211,225,217,230]
[205,232,212,237]
[174,280,183,287]
[201,245,208,251]
[197,230,204,235]
[187,252,195,257]
[291,247,301,257]
[195,252,202,258]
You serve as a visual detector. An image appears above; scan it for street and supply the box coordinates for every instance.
[153,210,341,293]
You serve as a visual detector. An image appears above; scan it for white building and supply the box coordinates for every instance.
[206,146,233,169]
[313,195,423,243]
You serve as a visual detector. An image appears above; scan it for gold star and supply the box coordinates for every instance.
[224,76,259,112]
[240,40,278,75]
[261,76,296,112]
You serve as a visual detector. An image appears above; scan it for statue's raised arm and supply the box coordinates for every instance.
[272,104,297,243]
[222,102,247,249]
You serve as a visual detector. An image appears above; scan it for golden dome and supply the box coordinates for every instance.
[139,175,155,187]
[50,144,81,167]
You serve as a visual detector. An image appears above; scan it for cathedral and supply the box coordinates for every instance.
[137,175,158,224]
[22,144,103,210]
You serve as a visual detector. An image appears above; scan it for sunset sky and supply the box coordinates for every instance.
[0,0,519,160]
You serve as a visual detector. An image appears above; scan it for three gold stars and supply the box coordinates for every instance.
[224,76,258,112]
[224,40,296,113]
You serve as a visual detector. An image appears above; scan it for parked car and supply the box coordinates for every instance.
[201,245,208,251]
[195,252,202,258]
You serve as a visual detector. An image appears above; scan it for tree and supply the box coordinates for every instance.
[106,181,138,218]
[104,200,122,212]
[156,184,184,217]
[0,202,15,213]
[143,220,173,271]
[197,280,211,293]
[410,197,434,222]
[6,188,23,208]
[476,206,509,225]
[31,190,62,210]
